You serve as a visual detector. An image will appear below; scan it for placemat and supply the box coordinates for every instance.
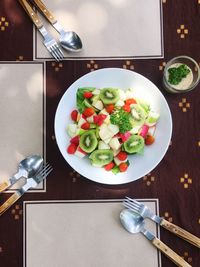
[24,199,161,267]
[34,0,163,60]
[0,62,46,192]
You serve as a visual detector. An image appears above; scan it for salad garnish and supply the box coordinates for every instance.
[110,108,133,133]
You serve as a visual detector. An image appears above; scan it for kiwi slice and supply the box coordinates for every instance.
[123,135,144,154]
[136,100,150,114]
[96,126,100,139]
[79,131,98,153]
[89,149,114,167]
[100,88,119,105]
[130,104,147,127]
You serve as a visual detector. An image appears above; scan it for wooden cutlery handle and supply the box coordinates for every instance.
[152,237,191,267]
[19,0,43,28]
[161,218,200,248]
[0,191,21,216]
[0,180,11,193]
[33,0,57,24]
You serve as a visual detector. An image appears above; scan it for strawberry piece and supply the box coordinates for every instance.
[105,104,114,114]
[93,115,99,124]
[125,98,137,105]
[97,114,107,126]
[116,151,127,161]
[81,122,90,130]
[119,162,128,172]
[81,113,87,119]
[71,110,78,121]
[104,162,115,171]
[114,133,121,138]
[97,120,104,126]
[83,107,95,117]
[119,132,131,142]
[122,104,131,113]
[145,135,155,145]
[93,114,107,126]
[99,114,107,120]
[70,136,80,145]
[83,91,93,98]
[67,143,77,154]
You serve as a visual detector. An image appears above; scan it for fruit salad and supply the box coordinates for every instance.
[67,87,160,174]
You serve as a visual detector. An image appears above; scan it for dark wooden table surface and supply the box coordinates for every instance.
[0,0,200,266]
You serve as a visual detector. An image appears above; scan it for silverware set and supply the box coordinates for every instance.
[19,0,82,61]
[124,196,200,248]
[0,155,52,216]
[121,197,200,267]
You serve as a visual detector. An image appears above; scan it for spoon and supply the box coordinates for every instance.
[0,155,43,193]
[120,209,191,267]
[58,27,83,52]
[33,0,83,52]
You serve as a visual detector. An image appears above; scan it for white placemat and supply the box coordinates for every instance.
[0,62,46,192]
[34,0,163,60]
[24,199,161,267]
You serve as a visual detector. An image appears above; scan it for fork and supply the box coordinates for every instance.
[0,163,53,216]
[19,0,64,61]
[123,197,200,248]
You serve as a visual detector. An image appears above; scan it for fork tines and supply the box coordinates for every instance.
[40,163,53,177]
[123,196,142,213]
[48,43,64,62]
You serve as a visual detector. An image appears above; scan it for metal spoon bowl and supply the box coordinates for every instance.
[120,209,191,267]
[18,155,43,178]
[0,155,43,193]
[120,209,145,234]
[60,31,82,52]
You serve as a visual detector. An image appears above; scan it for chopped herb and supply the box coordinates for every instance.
[168,64,190,85]
[110,108,132,133]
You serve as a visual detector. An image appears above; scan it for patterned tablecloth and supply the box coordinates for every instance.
[0,0,200,266]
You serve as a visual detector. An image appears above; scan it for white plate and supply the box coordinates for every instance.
[55,68,172,185]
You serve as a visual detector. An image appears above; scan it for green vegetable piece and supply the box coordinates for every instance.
[83,99,92,108]
[112,165,120,174]
[110,108,132,133]
[79,129,87,135]
[76,87,95,113]
[168,64,190,85]
[90,123,97,129]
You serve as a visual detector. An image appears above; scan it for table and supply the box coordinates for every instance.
[0,0,200,266]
